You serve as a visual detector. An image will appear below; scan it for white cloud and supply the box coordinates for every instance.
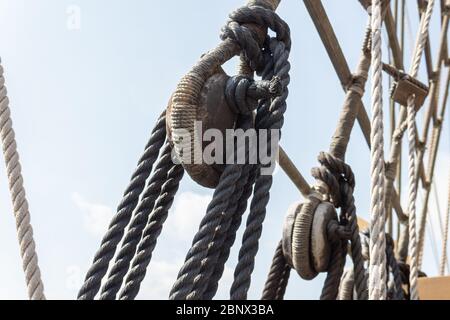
[166,191,212,241]
[71,192,114,237]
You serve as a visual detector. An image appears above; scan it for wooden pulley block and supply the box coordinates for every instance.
[282,197,338,280]
[283,196,320,280]
[391,75,429,110]
[310,202,338,273]
[166,68,237,188]
[282,201,303,268]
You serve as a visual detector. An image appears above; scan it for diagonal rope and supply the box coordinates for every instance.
[369,0,387,300]
[440,173,450,276]
[405,0,435,300]
[0,62,45,300]
[78,113,167,300]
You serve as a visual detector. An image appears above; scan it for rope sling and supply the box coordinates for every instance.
[1,0,449,300]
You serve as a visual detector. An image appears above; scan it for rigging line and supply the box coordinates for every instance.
[440,172,450,275]
[0,61,45,300]
[420,188,441,273]
[433,180,445,240]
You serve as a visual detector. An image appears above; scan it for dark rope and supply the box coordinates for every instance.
[118,164,184,300]
[261,241,291,300]
[169,164,245,300]
[99,143,175,299]
[169,4,290,301]
[230,38,290,300]
[202,165,257,300]
[320,221,349,300]
[77,113,166,300]
[312,152,367,300]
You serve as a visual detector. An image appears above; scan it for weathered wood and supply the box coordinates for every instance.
[278,146,312,197]
[418,276,450,300]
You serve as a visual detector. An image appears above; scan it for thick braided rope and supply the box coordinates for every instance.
[230,39,290,300]
[99,143,175,299]
[368,0,387,300]
[440,174,450,276]
[0,63,45,300]
[169,164,244,300]
[407,96,419,300]
[261,240,290,300]
[320,231,347,300]
[202,166,257,300]
[190,162,252,299]
[78,113,166,300]
[118,164,184,300]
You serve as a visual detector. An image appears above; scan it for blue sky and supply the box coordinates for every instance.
[0,0,448,300]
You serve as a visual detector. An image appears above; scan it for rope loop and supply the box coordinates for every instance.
[221,5,291,73]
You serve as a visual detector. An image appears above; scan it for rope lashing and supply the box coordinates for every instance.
[78,112,167,300]
[168,3,291,300]
[368,0,388,301]
[0,62,45,300]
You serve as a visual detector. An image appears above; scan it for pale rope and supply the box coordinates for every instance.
[404,0,435,301]
[440,174,450,276]
[0,63,45,300]
[369,0,387,300]
[406,96,419,300]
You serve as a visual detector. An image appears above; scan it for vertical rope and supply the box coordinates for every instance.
[406,96,419,300]
[369,0,387,300]
[439,174,450,276]
[405,0,435,301]
[0,63,45,300]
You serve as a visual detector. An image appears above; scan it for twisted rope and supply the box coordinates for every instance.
[230,38,290,300]
[99,143,175,299]
[406,96,419,300]
[118,164,184,300]
[312,152,367,300]
[261,241,290,300]
[320,222,347,300]
[202,166,257,300]
[368,0,387,300]
[78,113,166,300]
[169,165,244,300]
[404,0,435,300]
[0,63,45,300]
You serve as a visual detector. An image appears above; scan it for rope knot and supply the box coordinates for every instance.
[221,5,291,73]
[225,75,283,115]
[327,220,351,243]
